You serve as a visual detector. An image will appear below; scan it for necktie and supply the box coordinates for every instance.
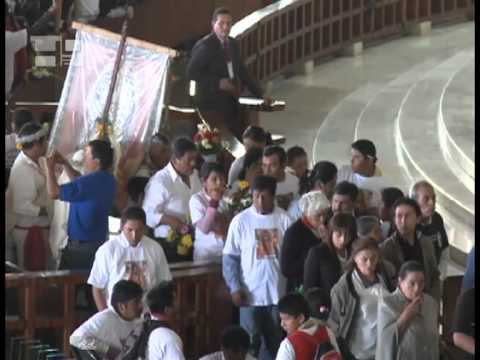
[223,40,231,62]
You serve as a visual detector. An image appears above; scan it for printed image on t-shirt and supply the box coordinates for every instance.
[125,260,148,289]
[255,228,280,259]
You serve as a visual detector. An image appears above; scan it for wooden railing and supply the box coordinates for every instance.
[5,262,232,359]
[231,0,472,83]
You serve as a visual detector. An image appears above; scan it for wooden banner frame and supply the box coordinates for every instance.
[71,21,179,58]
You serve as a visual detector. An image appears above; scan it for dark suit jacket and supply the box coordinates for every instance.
[186,32,263,113]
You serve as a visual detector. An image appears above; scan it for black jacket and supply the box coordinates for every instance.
[303,243,343,295]
[186,33,263,113]
[280,219,322,292]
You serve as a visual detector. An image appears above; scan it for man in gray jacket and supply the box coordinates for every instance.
[380,197,440,302]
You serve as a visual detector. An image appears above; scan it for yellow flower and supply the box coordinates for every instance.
[16,143,23,150]
[238,180,249,191]
[181,234,193,248]
[177,244,189,256]
[166,229,176,242]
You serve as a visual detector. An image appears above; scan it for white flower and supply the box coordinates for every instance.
[201,139,213,149]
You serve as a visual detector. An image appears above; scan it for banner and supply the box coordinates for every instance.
[48,27,172,182]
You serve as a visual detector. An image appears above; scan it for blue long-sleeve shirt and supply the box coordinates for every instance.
[462,246,475,290]
[222,254,242,294]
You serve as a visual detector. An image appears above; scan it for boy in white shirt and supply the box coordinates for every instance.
[200,325,257,360]
[190,162,229,263]
[88,206,172,311]
[70,280,144,359]
[145,281,185,360]
[223,175,292,359]
[262,146,299,210]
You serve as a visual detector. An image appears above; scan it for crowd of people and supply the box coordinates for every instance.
[5,4,474,360]
[5,103,475,359]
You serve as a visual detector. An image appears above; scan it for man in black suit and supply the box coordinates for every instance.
[186,7,270,139]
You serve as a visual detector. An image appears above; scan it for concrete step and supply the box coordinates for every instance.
[396,50,475,253]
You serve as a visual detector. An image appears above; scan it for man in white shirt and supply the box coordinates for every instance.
[262,145,299,210]
[200,325,257,360]
[337,139,388,210]
[70,280,144,359]
[145,281,185,360]
[228,126,268,186]
[142,137,201,240]
[5,24,27,97]
[223,175,292,359]
[88,206,172,311]
[7,122,52,270]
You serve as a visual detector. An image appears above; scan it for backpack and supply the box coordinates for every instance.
[288,325,343,360]
[122,316,170,360]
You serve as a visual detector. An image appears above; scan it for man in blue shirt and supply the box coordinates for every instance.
[46,139,116,271]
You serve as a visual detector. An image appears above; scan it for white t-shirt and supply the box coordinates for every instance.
[200,351,257,360]
[228,156,245,186]
[337,165,387,208]
[5,29,27,96]
[143,162,201,238]
[88,233,172,306]
[189,190,227,262]
[223,206,292,306]
[69,308,141,357]
[146,324,185,360]
[276,172,299,210]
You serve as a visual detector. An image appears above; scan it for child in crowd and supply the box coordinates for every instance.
[276,293,341,359]
[200,325,256,360]
[190,162,229,262]
[286,146,309,180]
[356,216,383,243]
[378,187,404,238]
[127,176,150,207]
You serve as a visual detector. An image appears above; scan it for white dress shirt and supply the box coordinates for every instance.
[142,162,201,238]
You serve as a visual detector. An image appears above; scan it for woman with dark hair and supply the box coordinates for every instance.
[328,238,396,360]
[303,213,356,294]
[288,160,338,221]
[376,261,439,360]
[229,147,263,193]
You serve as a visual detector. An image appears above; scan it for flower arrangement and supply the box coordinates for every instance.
[165,226,194,256]
[193,123,222,156]
[224,180,253,216]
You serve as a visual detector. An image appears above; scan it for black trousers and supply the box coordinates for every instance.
[59,239,102,271]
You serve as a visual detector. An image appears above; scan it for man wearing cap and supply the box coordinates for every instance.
[7,121,52,270]
[337,139,388,211]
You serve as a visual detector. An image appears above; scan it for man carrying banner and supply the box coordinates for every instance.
[45,140,116,271]
[186,7,271,139]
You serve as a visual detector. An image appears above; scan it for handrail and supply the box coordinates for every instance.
[5,262,231,358]
[230,0,472,84]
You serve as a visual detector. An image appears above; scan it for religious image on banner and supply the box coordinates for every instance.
[255,228,280,260]
[47,25,174,194]
[125,259,149,289]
